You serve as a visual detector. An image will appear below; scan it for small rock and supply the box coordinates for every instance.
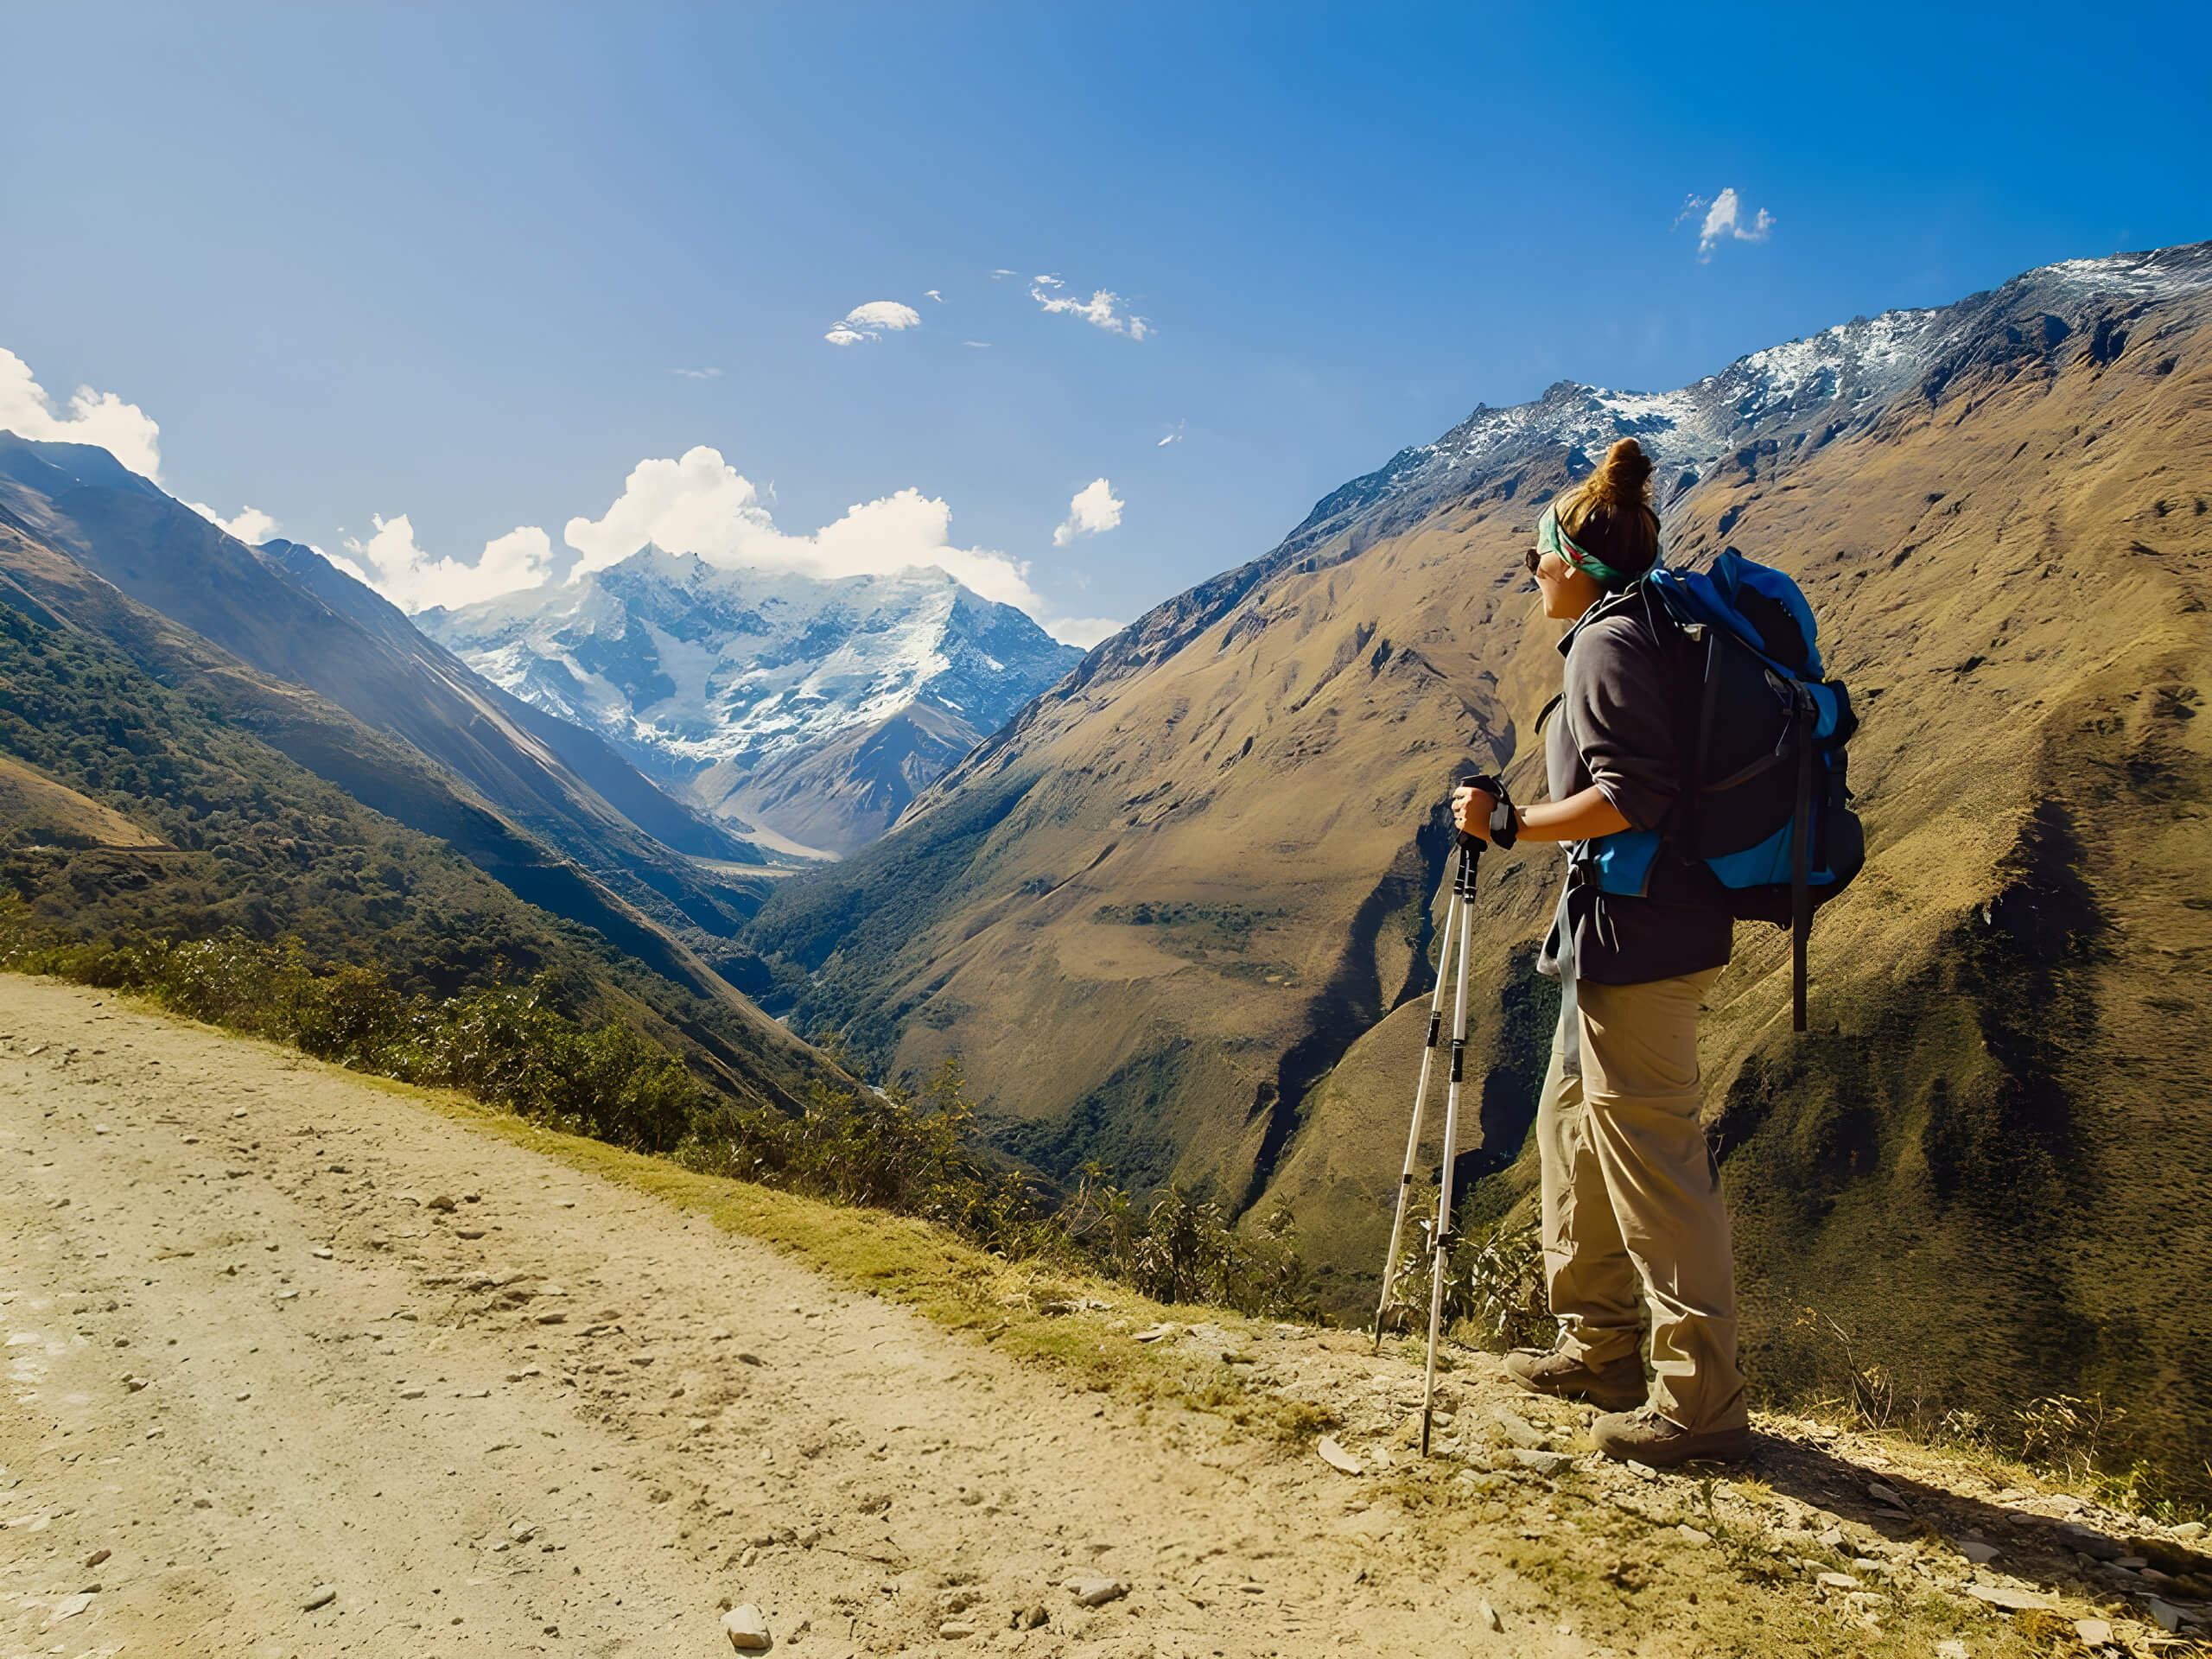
[535,1313,567,1325]
[1479,1599,1503,1632]
[1936,1643,1967,1659]
[737,1352,765,1367]
[1012,1604,1049,1630]
[48,1592,93,1622]
[124,1374,148,1392]
[1624,1459,1658,1481]
[1964,1583,2051,1612]
[304,1585,337,1611]
[1817,1573,1859,1590]
[2172,1521,2205,1541]
[1865,1481,1903,1507]
[1507,1448,1577,1476]
[938,1621,976,1638]
[2141,1597,2185,1635]
[721,1603,772,1649]
[86,1549,110,1568]
[1317,1436,1363,1476]
[311,1248,334,1260]
[399,1387,426,1399]
[428,1194,457,1211]
[1676,1524,1713,1545]
[1955,1538,2000,1565]
[1491,1407,1545,1449]
[2075,1617,2113,1646]
[1065,1575,1128,1607]
[1133,1323,1177,1343]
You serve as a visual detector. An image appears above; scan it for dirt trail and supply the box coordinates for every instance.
[1,979,2204,1659]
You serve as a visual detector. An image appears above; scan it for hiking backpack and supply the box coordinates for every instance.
[1575,547,1864,1032]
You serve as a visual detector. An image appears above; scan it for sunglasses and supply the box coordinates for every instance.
[1522,547,1541,574]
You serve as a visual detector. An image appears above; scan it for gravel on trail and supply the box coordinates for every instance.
[1,978,2199,1656]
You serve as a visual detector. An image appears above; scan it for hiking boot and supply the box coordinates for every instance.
[1592,1406,1754,1467]
[1501,1346,1646,1411]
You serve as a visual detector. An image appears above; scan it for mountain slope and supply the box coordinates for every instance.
[0,436,777,954]
[421,550,1082,854]
[744,242,2212,1488]
[0,581,838,1109]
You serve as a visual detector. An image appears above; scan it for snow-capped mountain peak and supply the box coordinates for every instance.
[417,549,1081,854]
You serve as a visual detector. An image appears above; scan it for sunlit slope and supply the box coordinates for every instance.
[747,245,2212,1482]
[1261,266,2212,1484]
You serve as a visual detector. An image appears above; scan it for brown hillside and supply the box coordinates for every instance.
[747,245,2212,1489]
[0,752,169,851]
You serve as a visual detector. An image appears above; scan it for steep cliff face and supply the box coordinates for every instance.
[745,244,2212,1484]
[421,552,1082,855]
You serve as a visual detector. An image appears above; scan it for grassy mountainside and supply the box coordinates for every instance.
[0,436,777,956]
[745,243,2212,1490]
[0,588,838,1110]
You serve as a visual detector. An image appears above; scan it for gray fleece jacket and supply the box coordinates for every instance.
[1535,589,1734,986]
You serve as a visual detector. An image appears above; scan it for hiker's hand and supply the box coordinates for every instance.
[1452,783,1495,842]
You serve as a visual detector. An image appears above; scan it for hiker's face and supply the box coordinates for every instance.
[1526,545,1601,620]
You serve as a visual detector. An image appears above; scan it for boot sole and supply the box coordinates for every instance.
[1595,1429,1755,1467]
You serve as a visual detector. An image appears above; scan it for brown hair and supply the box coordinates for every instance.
[1558,437,1660,587]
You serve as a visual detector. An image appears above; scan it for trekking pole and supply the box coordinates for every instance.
[1420,776,1493,1458]
[1370,878,1463,1351]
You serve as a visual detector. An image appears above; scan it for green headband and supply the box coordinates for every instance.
[1537,503,1629,587]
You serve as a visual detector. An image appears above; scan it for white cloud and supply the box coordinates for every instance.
[990,268,1017,279]
[1032,273,1064,289]
[185,501,282,543]
[561,444,1113,643]
[925,289,944,302]
[1052,477,1123,548]
[1157,421,1185,447]
[1681,188,1776,262]
[1031,283,1150,340]
[0,346,163,480]
[1046,616,1121,649]
[824,300,922,345]
[672,366,722,379]
[340,513,554,613]
[963,340,991,349]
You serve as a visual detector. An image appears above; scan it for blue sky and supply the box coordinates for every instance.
[3,2,2206,641]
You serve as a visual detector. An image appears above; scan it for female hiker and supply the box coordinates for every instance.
[1451,436,1750,1467]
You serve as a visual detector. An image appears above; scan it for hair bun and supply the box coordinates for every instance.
[1587,436,1654,506]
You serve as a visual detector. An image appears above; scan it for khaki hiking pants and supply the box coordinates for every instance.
[1538,967,1746,1433]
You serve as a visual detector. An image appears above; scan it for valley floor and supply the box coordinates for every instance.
[0,978,2202,1658]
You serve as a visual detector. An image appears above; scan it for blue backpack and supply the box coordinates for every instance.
[1579,548,1864,1032]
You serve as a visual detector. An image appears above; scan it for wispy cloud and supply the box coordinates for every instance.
[186,501,282,543]
[672,366,723,379]
[990,268,1018,279]
[963,341,991,349]
[0,346,163,480]
[1052,478,1123,548]
[1156,421,1185,448]
[924,289,944,303]
[1031,283,1151,340]
[824,299,923,346]
[1678,188,1775,262]
[1032,273,1064,289]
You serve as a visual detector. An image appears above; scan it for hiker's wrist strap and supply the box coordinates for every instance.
[1488,789,1519,851]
